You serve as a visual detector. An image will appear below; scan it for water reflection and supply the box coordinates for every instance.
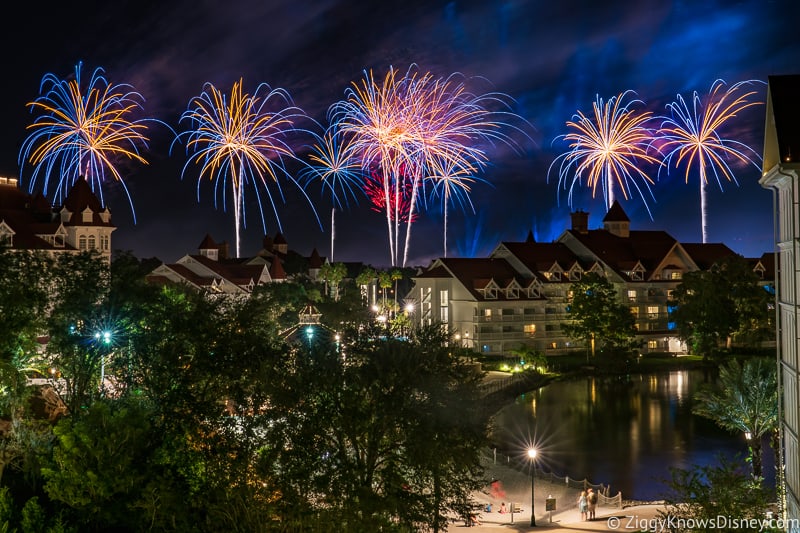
[490,370,773,501]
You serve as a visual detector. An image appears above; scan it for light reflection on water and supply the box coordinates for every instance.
[489,369,774,501]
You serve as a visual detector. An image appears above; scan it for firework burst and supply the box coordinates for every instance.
[330,65,527,266]
[176,78,318,257]
[656,79,763,242]
[427,158,484,257]
[19,62,155,222]
[549,90,660,217]
[301,127,363,261]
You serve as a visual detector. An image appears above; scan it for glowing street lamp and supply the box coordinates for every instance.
[94,330,112,394]
[528,447,538,527]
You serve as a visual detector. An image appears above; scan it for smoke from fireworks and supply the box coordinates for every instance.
[656,79,764,243]
[176,78,318,257]
[19,62,155,222]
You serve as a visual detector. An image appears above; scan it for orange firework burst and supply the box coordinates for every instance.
[549,90,660,217]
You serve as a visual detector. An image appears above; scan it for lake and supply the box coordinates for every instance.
[489,369,775,501]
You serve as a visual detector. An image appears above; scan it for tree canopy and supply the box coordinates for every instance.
[669,256,773,358]
[562,273,638,360]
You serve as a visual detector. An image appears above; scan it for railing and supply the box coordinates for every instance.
[488,448,623,509]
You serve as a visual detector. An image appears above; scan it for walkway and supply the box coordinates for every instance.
[462,451,664,531]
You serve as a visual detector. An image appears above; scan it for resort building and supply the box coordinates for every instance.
[146,232,330,295]
[411,201,773,357]
[760,73,800,523]
[0,175,115,260]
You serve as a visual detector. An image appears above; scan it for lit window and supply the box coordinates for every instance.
[524,324,536,335]
[648,340,658,349]
[628,290,637,302]
[647,306,659,318]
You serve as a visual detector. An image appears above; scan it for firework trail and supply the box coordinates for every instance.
[656,79,763,243]
[330,65,528,266]
[19,61,156,222]
[549,90,660,218]
[301,127,363,261]
[427,159,484,257]
[176,78,319,257]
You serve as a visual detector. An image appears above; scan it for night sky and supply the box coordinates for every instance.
[2,0,798,267]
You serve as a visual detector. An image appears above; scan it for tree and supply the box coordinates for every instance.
[390,268,403,307]
[692,358,779,482]
[41,399,154,530]
[670,255,771,358]
[562,273,637,360]
[659,455,772,532]
[259,323,488,530]
[378,270,393,307]
[355,266,377,306]
[319,262,348,301]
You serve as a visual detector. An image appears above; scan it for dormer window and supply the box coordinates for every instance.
[82,208,93,223]
[0,222,13,247]
[507,287,519,299]
[485,288,497,299]
[568,268,582,281]
[545,271,561,281]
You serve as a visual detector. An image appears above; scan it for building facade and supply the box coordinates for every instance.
[146,232,329,295]
[0,176,115,260]
[411,202,773,357]
[760,74,800,524]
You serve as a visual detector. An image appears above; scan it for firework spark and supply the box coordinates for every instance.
[549,90,660,217]
[176,78,318,257]
[19,62,155,222]
[657,79,763,243]
[330,65,527,266]
[427,159,484,257]
[301,128,363,261]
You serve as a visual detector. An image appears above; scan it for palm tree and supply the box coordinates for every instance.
[692,358,778,481]
[378,270,393,312]
[319,262,348,301]
[390,269,403,308]
[355,267,377,306]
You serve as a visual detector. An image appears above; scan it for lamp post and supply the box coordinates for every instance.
[528,447,538,527]
[94,330,112,394]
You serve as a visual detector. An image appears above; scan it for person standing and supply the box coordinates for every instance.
[587,488,598,520]
[578,490,588,521]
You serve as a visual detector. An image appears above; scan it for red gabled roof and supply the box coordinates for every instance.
[500,241,585,280]
[269,255,286,279]
[566,228,677,280]
[189,254,265,282]
[61,177,113,227]
[681,242,738,270]
[308,247,323,269]
[198,234,217,249]
[603,200,630,222]
[436,257,534,301]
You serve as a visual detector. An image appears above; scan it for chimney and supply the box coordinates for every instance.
[571,210,589,234]
[218,241,230,260]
